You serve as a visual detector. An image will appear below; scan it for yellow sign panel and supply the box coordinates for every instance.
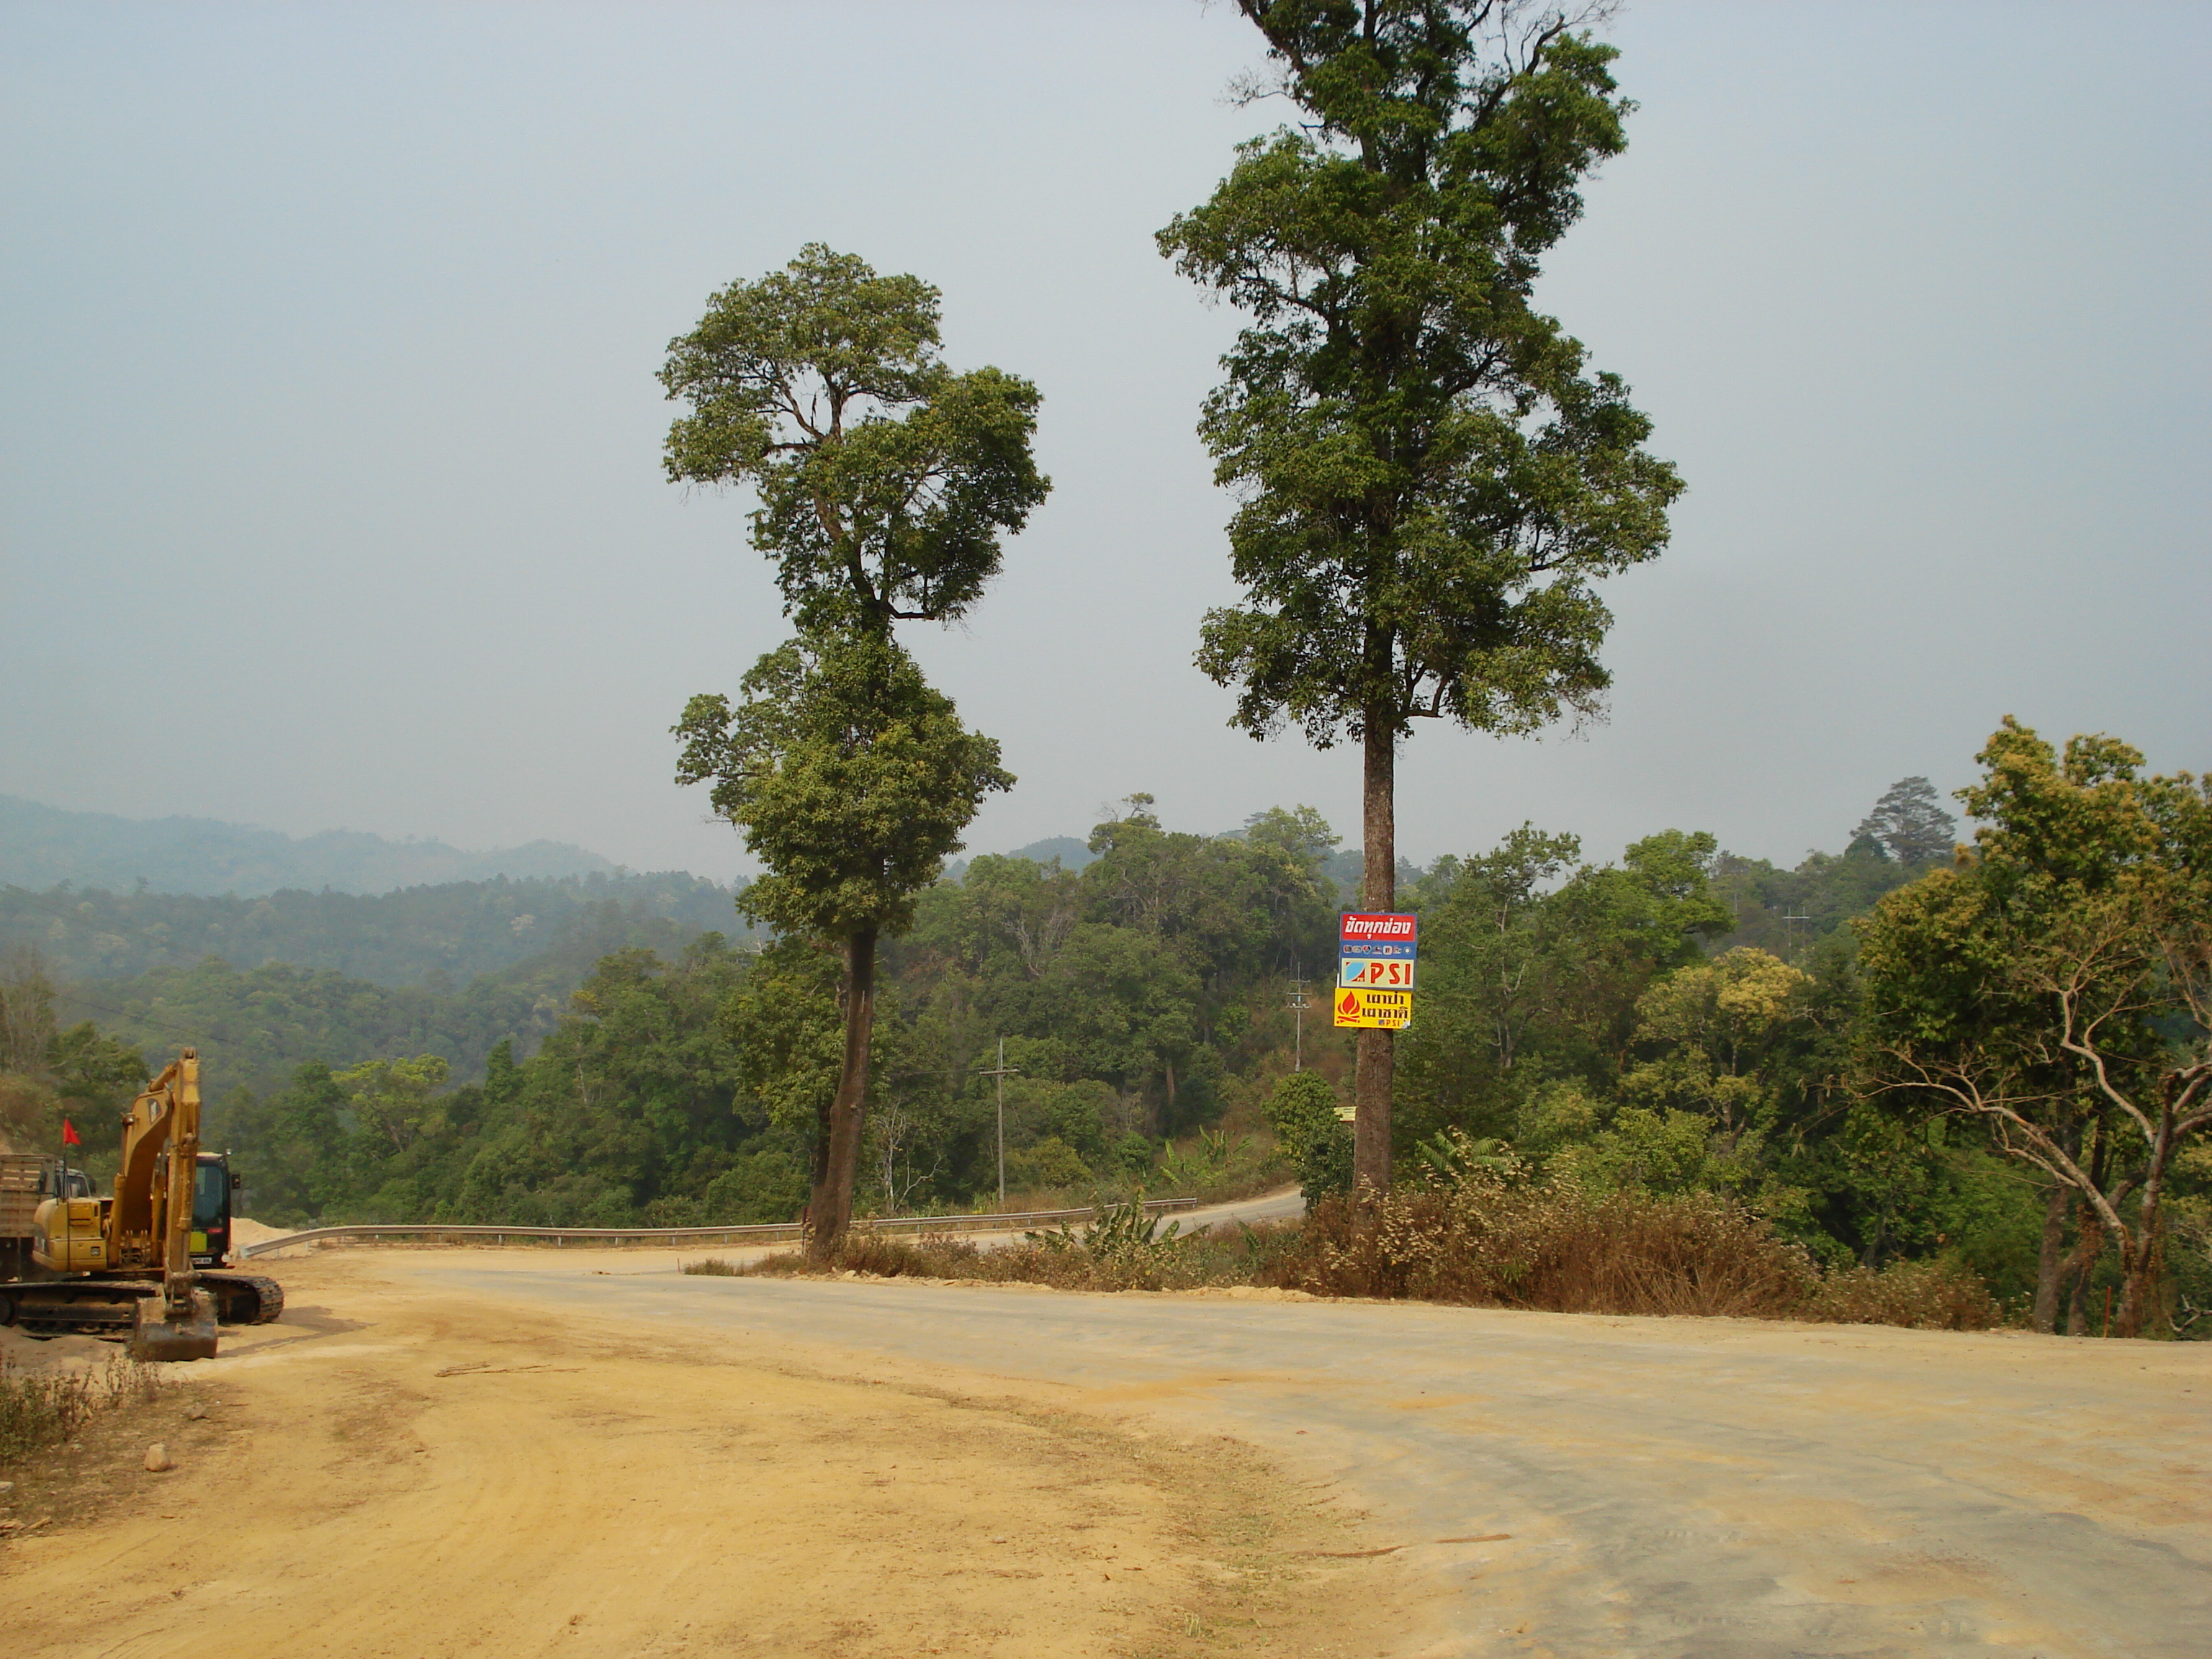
[1332,986,1413,1029]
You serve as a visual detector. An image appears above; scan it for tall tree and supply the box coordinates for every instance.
[662,246,1046,1249]
[1858,720,2212,1335]
[1159,4,1683,1190]
[674,635,1013,1248]
[1853,776,1958,866]
[660,243,1048,635]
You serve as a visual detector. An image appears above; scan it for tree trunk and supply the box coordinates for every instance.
[2033,1180,2072,1334]
[2115,1120,2174,1339]
[807,921,878,1257]
[1352,709,1395,1195]
[2063,1215,2103,1336]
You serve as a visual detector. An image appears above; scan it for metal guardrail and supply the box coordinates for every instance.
[236,1196,1200,1259]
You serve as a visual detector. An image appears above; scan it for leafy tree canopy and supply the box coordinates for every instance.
[660,243,1049,635]
[1159,1,1683,748]
[1852,776,1958,866]
[673,632,1014,943]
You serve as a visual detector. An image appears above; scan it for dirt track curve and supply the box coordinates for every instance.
[4,1243,2206,1658]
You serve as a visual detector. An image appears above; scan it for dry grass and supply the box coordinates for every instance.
[1801,1257,2001,1329]
[739,1205,1303,1294]
[714,1182,1998,1333]
[0,1354,162,1466]
[1268,1177,1999,1330]
[1270,1182,1813,1316]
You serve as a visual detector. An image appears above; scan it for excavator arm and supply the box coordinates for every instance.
[120,1050,218,1361]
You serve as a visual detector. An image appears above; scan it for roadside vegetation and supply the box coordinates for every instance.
[720,1177,1997,1331]
[0,1355,160,1467]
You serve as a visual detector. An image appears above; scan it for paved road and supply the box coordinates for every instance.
[425,1264,2209,1658]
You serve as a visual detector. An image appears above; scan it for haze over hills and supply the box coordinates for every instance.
[0,793,623,897]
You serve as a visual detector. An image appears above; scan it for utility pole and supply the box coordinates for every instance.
[1781,910,1812,963]
[1286,979,1310,1071]
[975,1037,1022,1206]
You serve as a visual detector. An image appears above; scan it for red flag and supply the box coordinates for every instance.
[61,1118,81,1147]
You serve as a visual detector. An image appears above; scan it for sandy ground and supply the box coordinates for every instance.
[8,1238,2208,1656]
[0,1249,1431,1659]
[361,1245,2212,1657]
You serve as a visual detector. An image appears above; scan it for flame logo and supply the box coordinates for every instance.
[1339,990,1360,1016]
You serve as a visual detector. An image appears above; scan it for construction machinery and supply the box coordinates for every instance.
[0,1048,282,1360]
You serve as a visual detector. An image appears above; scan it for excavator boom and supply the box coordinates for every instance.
[124,1050,219,1361]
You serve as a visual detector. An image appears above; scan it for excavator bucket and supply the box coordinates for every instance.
[130,1288,218,1362]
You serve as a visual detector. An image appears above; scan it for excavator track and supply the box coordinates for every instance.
[202,1271,286,1325]
[1,1270,284,1335]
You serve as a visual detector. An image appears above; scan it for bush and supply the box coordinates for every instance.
[1271,1177,1816,1316]
[1262,1071,1352,1207]
[1802,1257,2000,1331]
[0,1354,160,1466]
[1266,1167,2002,1329]
[739,1204,1299,1294]
[719,1170,2002,1333]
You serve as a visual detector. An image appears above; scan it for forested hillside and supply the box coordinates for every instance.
[1,870,744,986]
[218,794,2004,1248]
[4,763,2201,1336]
[0,793,622,896]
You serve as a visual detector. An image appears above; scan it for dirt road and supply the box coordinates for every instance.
[0,1250,1424,1659]
[418,1250,2211,1658]
[6,1246,2207,1658]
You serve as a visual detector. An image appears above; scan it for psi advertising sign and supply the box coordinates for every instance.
[1334,912,1417,1028]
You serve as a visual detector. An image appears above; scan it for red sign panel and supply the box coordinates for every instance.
[1339,912,1417,944]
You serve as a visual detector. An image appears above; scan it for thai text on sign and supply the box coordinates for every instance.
[1340,912,1417,945]
[1333,986,1413,1029]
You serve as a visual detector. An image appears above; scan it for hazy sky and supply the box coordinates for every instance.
[5,1,2207,884]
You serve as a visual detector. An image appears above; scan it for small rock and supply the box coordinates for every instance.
[144,1444,174,1473]
[0,1480,13,1493]
[182,1404,208,1421]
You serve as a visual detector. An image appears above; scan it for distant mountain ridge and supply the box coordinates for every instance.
[0,793,622,898]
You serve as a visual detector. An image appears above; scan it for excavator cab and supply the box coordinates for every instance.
[191,1153,235,1268]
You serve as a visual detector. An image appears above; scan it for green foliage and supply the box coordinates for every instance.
[675,634,1014,943]
[1395,825,1732,1142]
[1853,776,1959,866]
[660,243,1048,636]
[223,934,793,1228]
[1263,1069,1352,1205]
[1160,8,1682,749]
[86,767,2180,1328]
[77,956,550,1107]
[1856,718,2212,1334]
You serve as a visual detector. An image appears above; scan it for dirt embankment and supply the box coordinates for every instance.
[0,1251,1426,1659]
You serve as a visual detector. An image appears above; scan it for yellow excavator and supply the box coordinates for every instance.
[0,1048,282,1360]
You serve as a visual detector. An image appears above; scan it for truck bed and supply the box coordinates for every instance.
[1,1152,59,1241]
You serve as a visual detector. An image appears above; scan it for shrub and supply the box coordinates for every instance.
[1262,1071,1352,1206]
[0,1354,160,1466]
[1265,1165,2001,1329]
[1801,1257,2000,1330]
[738,1205,1298,1294]
[1270,1177,1817,1316]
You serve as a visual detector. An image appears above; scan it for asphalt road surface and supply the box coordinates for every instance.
[424,1263,2208,1659]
